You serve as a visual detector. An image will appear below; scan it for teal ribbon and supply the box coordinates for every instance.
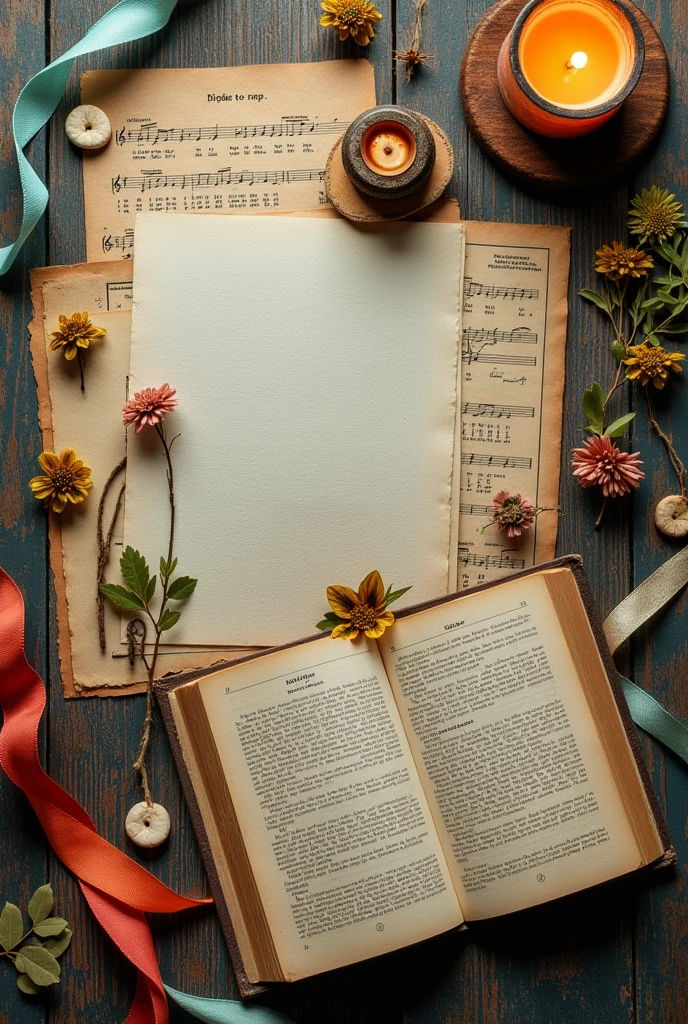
[621,676,688,765]
[164,985,295,1023]
[0,0,179,275]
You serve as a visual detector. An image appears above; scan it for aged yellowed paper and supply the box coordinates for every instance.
[455,223,570,589]
[80,61,376,261]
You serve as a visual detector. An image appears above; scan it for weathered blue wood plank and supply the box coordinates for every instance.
[0,0,50,1019]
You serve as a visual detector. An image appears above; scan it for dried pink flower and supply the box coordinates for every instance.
[571,435,644,497]
[122,383,177,433]
[490,490,537,538]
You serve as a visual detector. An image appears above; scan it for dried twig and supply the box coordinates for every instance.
[96,456,127,650]
[645,389,687,498]
[394,0,434,82]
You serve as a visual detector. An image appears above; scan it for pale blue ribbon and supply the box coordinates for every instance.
[164,985,295,1022]
[0,0,180,275]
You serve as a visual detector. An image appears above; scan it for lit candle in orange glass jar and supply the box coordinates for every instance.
[498,0,645,138]
[342,106,436,199]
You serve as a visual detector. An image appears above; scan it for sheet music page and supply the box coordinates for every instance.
[80,61,376,261]
[455,223,570,590]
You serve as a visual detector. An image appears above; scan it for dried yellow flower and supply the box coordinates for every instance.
[622,341,685,389]
[29,448,93,513]
[49,311,106,362]
[320,0,382,45]
[595,241,654,280]
[628,186,687,245]
[327,570,395,640]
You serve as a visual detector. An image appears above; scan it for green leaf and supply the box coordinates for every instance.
[167,576,198,600]
[316,620,335,632]
[641,297,665,311]
[657,289,678,305]
[144,575,157,604]
[15,945,60,986]
[28,885,53,926]
[42,927,72,959]
[384,586,412,607]
[647,334,661,347]
[33,917,68,938]
[582,382,604,431]
[584,424,603,434]
[16,974,41,995]
[0,902,24,951]
[99,584,145,611]
[160,556,178,580]
[159,608,181,632]
[604,412,636,438]
[120,546,149,598]
[657,323,688,334]
[610,341,627,360]
[578,289,608,311]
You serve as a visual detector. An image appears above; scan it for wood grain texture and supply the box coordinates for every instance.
[0,0,686,1020]
[459,0,669,188]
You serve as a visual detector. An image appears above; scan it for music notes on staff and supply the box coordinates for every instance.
[102,228,135,254]
[462,402,535,418]
[462,451,533,469]
[111,167,326,193]
[458,548,526,570]
[463,327,538,345]
[463,349,537,367]
[115,119,349,146]
[464,277,540,301]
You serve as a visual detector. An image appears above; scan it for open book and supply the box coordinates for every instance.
[156,557,673,997]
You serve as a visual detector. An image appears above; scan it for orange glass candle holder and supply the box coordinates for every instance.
[497,0,645,138]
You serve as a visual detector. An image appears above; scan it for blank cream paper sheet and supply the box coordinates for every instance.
[125,214,464,646]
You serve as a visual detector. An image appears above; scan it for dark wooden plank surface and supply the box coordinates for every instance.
[0,0,686,1021]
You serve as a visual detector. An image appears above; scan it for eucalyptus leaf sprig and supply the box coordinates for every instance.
[0,884,71,996]
[100,385,197,810]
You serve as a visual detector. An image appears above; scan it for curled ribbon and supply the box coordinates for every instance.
[0,566,211,1023]
[0,0,179,275]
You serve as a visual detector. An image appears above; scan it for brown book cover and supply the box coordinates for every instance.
[155,555,675,999]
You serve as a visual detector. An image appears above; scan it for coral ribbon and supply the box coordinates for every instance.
[0,565,211,1023]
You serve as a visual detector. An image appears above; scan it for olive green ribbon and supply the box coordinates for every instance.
[603,545,688,766]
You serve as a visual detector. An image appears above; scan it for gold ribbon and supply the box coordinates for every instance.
[603,544,688,655]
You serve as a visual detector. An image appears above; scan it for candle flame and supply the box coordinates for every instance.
[566,50,588,70]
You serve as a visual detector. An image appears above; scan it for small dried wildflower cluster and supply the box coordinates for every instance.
[482,491,559,539]
[577,186,688,525]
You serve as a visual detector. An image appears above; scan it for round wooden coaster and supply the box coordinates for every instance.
[459,0,669,189]
[325,117,455,222]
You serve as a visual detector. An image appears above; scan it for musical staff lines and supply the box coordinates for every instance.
[463,327,538,345]
[458,548,526,570]
[462,402,535,419]
[115,119,349,146]
[111,167,325,193]
[465,277,540,301]
[459,504,492,516]
[102,228,134,255]
[462,452,533,470]
[463,349,536,367]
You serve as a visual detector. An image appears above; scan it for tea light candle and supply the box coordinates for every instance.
[342,106,436,199]
[497,0,645,138]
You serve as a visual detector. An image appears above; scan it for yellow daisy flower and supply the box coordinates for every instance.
[327,569,395,639]
[320,0,383,45]
[622,341,685,389]
[29,448,93,513]
[49,311,106,362]
[595,241,653,280]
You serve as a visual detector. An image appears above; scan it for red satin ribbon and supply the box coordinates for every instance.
[0,565,212,1023]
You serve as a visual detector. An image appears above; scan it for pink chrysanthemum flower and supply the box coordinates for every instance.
[122,383,177,433]
[490,490,537,538]
[571,435,644,497]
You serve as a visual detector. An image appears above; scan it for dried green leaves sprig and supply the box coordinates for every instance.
[0,884,72,996]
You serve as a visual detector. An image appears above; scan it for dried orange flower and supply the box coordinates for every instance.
[318,569,414,640]
[595,241,654,280]
[122,383,178,433]
[622,342,685,389]
[49,311,106,362]
[571,435,644,497]
[29,448,92,513]
[320,0,382,45]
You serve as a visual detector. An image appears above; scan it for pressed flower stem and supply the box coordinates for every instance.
[96,456,127,651]
[645,389,687,498]
[77,350,85,391]
[132,425,176,808]
[595,496,609,530]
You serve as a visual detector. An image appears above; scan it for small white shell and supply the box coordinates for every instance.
[125,801,171,847]
[65,104,112,150]
[654,495,688,538]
